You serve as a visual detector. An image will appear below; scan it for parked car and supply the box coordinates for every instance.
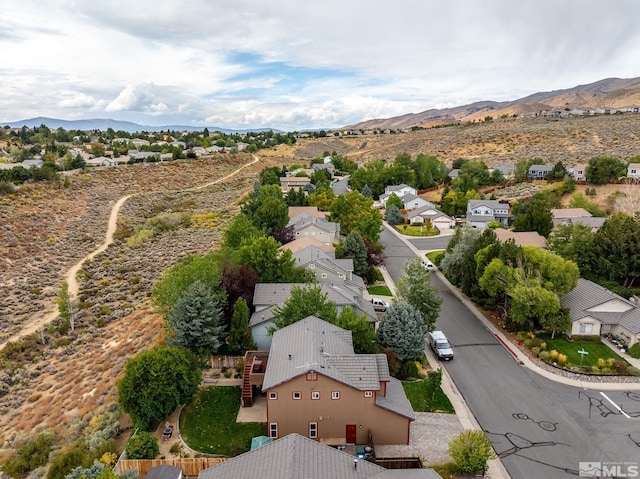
[421,259,435,271]
[370,297,390,312]
[428,330,454,360]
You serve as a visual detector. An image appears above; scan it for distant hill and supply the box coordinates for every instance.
[0,117,282,134]
[345,77,640,130]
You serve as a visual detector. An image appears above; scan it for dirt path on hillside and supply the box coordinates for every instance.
[0,155,260,349]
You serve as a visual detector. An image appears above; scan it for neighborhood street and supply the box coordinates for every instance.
[379,227,640,479]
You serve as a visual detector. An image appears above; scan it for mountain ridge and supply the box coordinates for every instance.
[0,116,282,134]
[345,77,640,130]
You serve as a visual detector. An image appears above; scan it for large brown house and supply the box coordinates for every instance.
[261,316,414,446]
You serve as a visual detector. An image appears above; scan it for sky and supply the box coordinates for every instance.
[1,0,640,131]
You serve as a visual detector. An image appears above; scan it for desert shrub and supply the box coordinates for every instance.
[125,432,158,460]
[46,444,92,479]
[127,228,155,248]
[0,181,16,195]
[3,430,56,479]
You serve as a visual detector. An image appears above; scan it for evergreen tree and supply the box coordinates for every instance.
[166,281,225,355]
[377,302,426,362]
[341,232,369,278]
[384,204,404,225]
[227,298,256,354]
[395,259,442,331]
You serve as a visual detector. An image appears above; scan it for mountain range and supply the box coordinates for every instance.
[345,77,640,130]
[0,117,281,134]
[4,77,640,134]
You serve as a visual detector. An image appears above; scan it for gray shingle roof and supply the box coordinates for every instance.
[146,465,182,479]
[406,205,451,221]
[287,213,339,234]
[560,278,640,333]
[198,433,386,479]
[293,246,353,275]
[375,377,415,420]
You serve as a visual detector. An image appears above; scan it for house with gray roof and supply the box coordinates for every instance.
[250,283,377,350]
[288,213,340,245]
[198,433,442,479]
[560,278,640,347]
[550,208,607,231]
[527,164,553,180]
[466,199,511,228]
[292,246,365,295]
[401,194,434,211]
[146,465,182,479]
[261,316,414,445]
[407,206,454,231]
[489,163,516,179]
[379,184,417,206]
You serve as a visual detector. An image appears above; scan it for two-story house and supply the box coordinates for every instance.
[292,246,365,296]
[628,163,640,179]
[572,164,587,181]
[527,164,553,180]
[288,213,340,245]
[466,199,511,228]
[250,284,377,350]
[262,316,414,445]
[379,184,417,206]
[400,194,434,211]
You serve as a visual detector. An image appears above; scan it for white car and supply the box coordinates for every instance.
[370,298,390,312]
[421,259,435,271]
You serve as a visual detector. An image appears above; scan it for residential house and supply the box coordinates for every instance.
[494,229,547,248]
[286,167,314,177]
[400,194,434,211]
[85,156,117,167]
[527,164,553,180]
[572,164,587,181]
[489,164,516,180]
[550,208,594,227]
[628,163,640,179]
[281,236,334,254]
[292,245,365,295]
[466,199,511,228]
[288,213,340,245]
[146,465,182,479]
[379,184,417,206]
[561,278,640,347]
[406,206,455,231]
[131,138,150,148]
[288,206,326,220]
[280,176,311,192]
[262,316,414,445]
[312,162,335,174]
[250,284,377,350]
[447,168,460,179]
[197,433,443,479]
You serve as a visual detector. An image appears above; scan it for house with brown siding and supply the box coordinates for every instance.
[262,316,414,446]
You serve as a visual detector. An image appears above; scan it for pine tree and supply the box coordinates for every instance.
[227,298,256,353]
[376,302,426,362]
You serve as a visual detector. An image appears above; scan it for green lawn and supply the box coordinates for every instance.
[426,250,445,264]
[180,387,265,456]
[540,335,626,368]
[367,285,392,296]
[394,225,438,237]
[402,376,454,414]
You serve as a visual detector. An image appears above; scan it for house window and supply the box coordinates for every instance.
[269,423,278,439]
[579,323,594,334]
[311,391,320,400]
[331,391,340,400]
[339,274,345,279]
[364,391,373,398]
[268,392,278,400]
[293,391,302,400]
[321,273,327,279]
[306,371,317,381]
[309,422,318,439]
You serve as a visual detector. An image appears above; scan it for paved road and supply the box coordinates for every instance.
[331,176,350,195]
[379,228,640,479]
[407,235,453,252]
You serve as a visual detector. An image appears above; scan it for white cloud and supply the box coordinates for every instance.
[1,0,640,129]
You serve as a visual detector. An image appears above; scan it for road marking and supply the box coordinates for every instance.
[600,392,631,419]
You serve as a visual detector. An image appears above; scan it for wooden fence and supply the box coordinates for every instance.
[116,458,227,476]
[209,355,243,370]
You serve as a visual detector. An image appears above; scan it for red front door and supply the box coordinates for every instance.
[346,424,357,444]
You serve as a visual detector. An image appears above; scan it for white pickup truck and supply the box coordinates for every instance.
[428,330,454,360]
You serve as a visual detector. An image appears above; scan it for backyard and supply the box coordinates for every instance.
[179,386,265,456]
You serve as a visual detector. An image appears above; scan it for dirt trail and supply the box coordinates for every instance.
[0,155,260,349]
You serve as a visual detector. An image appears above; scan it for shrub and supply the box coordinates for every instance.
[399,360,419,380]
[628,343,640,359]
[125,431,158,460]
[539,342,547,350]
[3,430,56,479]
[538,351,551,362]
[597,358,606,368]
[531,347,541,357]
[448,430,495,475]
[550,350,559,361]
[614,360,628,375]
[557,354,567,366]
[223,370,233,378]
